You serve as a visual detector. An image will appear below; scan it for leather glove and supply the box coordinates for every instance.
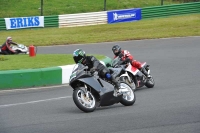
[123,58,130,63]
[118,60,124,65]
[119,53,123,58]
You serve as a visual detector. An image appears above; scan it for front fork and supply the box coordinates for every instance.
[84,84,90,98]
[120,72,132,83]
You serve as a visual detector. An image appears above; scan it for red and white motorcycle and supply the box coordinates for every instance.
[109,56,155,90]
[0,44,29,55]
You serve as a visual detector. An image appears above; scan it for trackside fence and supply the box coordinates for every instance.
[44,15,59,27]
[142,2,200,19]
[0,2,199,30]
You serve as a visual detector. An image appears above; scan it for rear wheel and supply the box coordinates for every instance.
[119,82,136,106]
[73,88,96,113]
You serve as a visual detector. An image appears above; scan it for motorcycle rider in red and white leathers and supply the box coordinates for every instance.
[112,45,149,77]
[1,37,18,55]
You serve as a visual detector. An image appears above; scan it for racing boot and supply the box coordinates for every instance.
[139,67,149,78]
[110,76,122,97]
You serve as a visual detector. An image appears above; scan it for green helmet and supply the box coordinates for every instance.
[73,49,86,63]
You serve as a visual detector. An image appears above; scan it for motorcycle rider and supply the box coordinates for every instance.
[73,49,122,97]
[112,45,149,77]
[1,37,18,55]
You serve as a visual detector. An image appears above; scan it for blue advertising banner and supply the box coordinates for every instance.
[107,8,141,24]
[4,16,44,30]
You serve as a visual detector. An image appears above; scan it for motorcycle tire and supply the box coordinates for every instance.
[73,88,96,113]
[145,76,155,88]
[120,76,136,91]
[119,82,136,106]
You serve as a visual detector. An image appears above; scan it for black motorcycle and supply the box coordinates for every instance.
[69,63,136,113]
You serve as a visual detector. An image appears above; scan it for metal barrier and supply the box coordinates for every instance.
[59,11,107,28]
[0,18,6,30]
[44,15,59,27]
[0,2,199,30]
[142,2,200,19]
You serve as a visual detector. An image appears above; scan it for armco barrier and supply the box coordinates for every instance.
[0,57,112,90]
[0,18,6,30]
[59,11,107,28]
[44,15,59,28]
[142,2,200,19]
[0,2,199,31]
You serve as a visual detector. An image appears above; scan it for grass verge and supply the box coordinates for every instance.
[0,14,199,46]
[0,54,105,71]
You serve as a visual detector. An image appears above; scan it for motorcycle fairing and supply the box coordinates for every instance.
[69,69,91,84]
[11,44,28,53]
[77,77,122,106]
[97,78,122,106]
[0,44,28,54]
[125,63,147,88]
[126,63,139,75]
[77,77,115,95]
[77,77,104,93]
[100,91,122,106]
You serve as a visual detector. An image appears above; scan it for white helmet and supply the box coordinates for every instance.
[6,37,12,43]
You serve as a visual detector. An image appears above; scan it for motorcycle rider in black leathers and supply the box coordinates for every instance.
[73,49,121,96]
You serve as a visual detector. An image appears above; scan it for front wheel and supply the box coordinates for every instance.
[119,82,136,106]
[120,76,136,91]
[73,88,96,113]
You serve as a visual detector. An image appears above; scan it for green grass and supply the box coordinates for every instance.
[0,54,105,71]
[0,14,199,47]
[0,0,184,18]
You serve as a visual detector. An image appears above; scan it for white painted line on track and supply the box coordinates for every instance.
[0,96,71,108]
[37,36,200,47]
[0,84,69,93]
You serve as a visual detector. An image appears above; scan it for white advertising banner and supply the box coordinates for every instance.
[4,16,44,30]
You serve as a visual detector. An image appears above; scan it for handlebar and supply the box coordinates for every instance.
[112,57,130,68]
[81,66,97,75]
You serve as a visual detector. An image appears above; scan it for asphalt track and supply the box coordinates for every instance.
[0,37,200,133]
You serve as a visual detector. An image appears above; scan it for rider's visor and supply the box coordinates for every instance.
[114,49,119,53]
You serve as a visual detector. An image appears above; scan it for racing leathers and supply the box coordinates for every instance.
[82,56,121,91]
[114,50,149,77]
[1,41,18,55]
